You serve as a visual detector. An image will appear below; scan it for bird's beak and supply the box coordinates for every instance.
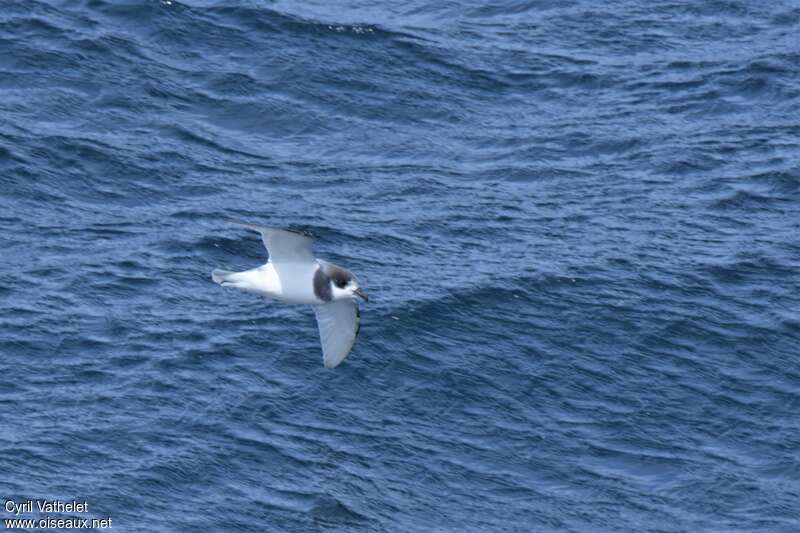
[354,287,369,302]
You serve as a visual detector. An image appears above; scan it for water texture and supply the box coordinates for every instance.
[1,1,799,531]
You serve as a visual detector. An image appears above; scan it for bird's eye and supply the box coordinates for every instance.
[336,280,347,289]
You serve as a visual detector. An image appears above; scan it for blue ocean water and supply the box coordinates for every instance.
[1,0,799,531]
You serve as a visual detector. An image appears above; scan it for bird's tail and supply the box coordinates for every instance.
[212,269,239,286]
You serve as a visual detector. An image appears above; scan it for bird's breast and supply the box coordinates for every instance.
[264,262,323,304]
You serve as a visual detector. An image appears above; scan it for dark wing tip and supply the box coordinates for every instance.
[222,219,317,239]
[354,302,361,338]
[285,226,317,239]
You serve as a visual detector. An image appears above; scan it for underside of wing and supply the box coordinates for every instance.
[229,221,315,264]
[313,299,361,368]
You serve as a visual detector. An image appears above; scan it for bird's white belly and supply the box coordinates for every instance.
[240,262,320,304]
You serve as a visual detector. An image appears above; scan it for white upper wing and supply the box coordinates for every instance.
[231,221,315,264]
[313,299,361,368]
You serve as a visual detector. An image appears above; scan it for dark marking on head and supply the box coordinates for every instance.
[313,266,332,302]
[319,261,354,290]
[354,304,361,338]
[327,264,353,288]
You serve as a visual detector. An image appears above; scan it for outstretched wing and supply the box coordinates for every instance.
[313,299,361,368]
[229,221,315,264]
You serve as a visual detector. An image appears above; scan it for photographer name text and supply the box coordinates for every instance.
[6,500,88,516]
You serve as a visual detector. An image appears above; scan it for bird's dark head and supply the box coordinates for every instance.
[320,261,368,302]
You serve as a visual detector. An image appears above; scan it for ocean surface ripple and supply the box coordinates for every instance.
[1,1,799,531]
